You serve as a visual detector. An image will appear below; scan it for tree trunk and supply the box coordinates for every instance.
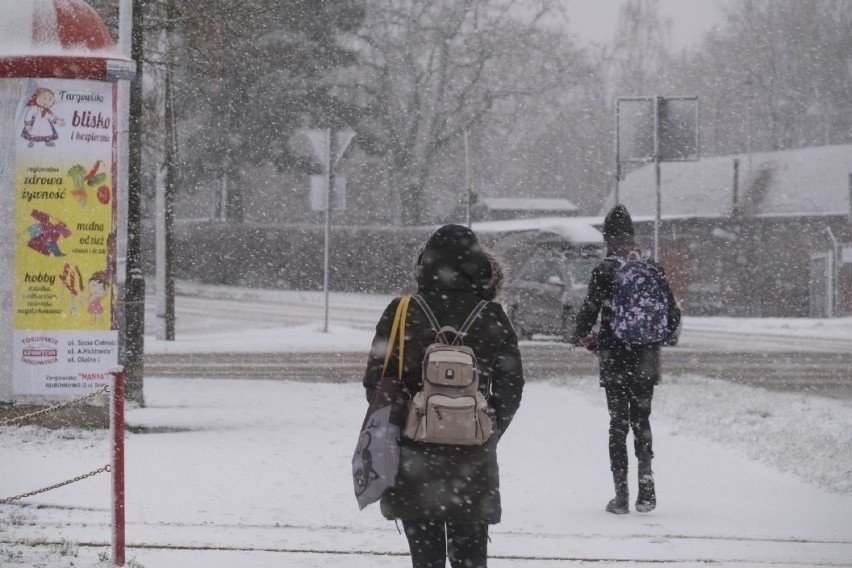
[225,172,243,223]
[399,182,422,226]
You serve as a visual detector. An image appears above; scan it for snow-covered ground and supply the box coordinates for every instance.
[2,288,851,567]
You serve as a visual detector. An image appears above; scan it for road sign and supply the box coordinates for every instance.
[659,97,699,161]
[617,98,655,163]
[304,128,355,170]
[305,129,329,169]
[334,129,355,166]
[617,96,699,163]
[309,175,347,211]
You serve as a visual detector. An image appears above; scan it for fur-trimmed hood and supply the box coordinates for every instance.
[415,224,494,297]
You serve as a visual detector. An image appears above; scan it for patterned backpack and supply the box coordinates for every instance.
[403,294,493,445]
[610,253,670,345]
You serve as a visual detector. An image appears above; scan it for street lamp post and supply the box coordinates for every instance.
[744,77,754,179]
[463,129,471,227]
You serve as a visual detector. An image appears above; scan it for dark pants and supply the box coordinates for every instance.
[402,519,488,568]
[605,381,654,473]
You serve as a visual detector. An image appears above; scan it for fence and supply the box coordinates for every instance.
[0,367,126,566]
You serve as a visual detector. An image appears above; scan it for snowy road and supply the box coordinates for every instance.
[146,284,852,352]
[143,285,852,397]
[144,284,390,335]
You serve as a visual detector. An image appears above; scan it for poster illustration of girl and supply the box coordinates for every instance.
[86,271,109,324]
[21,87,65,147]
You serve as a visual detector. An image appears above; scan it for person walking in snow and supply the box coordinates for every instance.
[574,205,680,514]
[362,224,524,568]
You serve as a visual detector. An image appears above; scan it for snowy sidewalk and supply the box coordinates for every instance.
[2,376,851,567]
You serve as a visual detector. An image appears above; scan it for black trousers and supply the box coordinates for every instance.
[402,519,488,568]
[605,381,654,473]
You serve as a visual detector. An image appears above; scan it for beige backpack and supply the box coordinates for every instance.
[403,295,493,445]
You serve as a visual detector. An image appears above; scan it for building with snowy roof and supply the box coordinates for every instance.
[478,197,578,220]
[450,196,579,223]
[603,144,852,317]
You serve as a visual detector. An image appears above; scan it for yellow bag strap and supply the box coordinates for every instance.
[381,295,410,380]
[397,296,409,380]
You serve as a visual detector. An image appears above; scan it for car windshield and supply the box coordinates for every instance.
[518,257,563,284]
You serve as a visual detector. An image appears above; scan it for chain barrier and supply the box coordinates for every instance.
[0,385,109,427]
[0,464,111,504]
[0,384,112,504]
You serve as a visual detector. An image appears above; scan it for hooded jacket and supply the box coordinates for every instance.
[362,224,524,523]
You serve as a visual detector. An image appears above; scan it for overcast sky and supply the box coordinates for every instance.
[558,0,731,49]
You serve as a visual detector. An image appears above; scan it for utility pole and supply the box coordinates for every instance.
[323,129,332,333]
[123,0,145,403]
[464,129,471,227]
[653,95,661,262]
[744,77,753,182]
[155,0,176,341]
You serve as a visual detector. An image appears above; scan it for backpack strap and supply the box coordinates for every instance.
[460,300,490,395]
[410,294,488,346]
[410,294,445,341]
[456,300,488,345]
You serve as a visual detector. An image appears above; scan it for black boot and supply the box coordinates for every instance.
[605,469,629,514]
[636,460,656,512]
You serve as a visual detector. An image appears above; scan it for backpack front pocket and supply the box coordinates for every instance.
[423,395,479,444]
[405,393,493,445]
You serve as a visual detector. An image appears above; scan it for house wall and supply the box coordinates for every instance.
[635,215,852,317]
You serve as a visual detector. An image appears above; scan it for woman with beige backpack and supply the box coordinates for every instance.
[361,224,525,568]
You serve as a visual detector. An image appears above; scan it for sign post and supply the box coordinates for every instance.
[305,128,354,332]
[616,96,699,260]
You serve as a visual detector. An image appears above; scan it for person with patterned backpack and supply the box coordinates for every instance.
[574,205,681,515]
[362,224,524,568]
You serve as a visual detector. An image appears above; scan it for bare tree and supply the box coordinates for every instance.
[470,50,612,215]
[344,0,573,225]
[135,0,365,222]
[669,0,852,156]
[610,0,672,96]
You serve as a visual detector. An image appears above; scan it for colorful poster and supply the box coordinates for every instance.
[11,78,118,396]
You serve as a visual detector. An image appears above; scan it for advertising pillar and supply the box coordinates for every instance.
[0,0,135,403]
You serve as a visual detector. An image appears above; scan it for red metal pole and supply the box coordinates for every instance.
[111,367,126,566]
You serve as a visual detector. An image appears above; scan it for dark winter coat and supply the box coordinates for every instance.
[573,241,681,388]
[362,225,524,524]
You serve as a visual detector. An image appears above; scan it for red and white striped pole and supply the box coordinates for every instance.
[110,367,126,566]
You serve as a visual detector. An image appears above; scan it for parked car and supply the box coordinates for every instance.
[505,249,602,343]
